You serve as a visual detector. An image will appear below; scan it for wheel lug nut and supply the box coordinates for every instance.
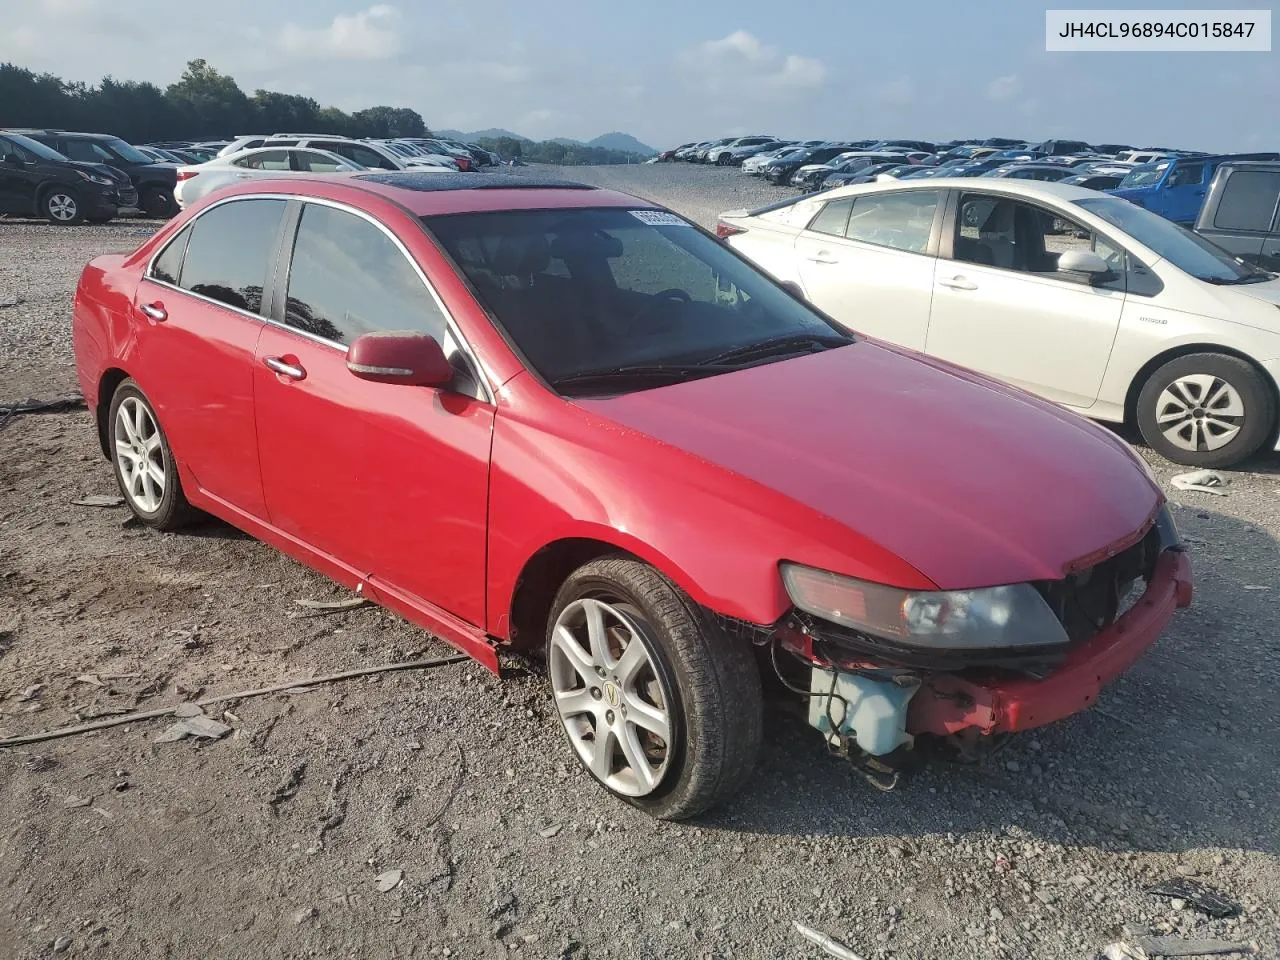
[594,666,606,678]
[605,710,615,725]
[590,687,602,700]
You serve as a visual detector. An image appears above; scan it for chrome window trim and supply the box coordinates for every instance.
[144,191,495,404]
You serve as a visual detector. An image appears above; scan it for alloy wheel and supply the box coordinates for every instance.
[1154,374,1244,452]
[113,396,167,512]
[48,193,78,222]
[549,597,673,797]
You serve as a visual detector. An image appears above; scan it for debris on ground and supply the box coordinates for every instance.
[0,292,23,309]
[173,703,204,718]
[62,795,93,808]
[267,763,307,812]
[153,716,232,744]
[793,921,868,960]
[1101,936,1255,958]
[538,824,562,839]
[375,869,404,893]
[293,596,370,615]
[1146,878,1241,918]
[15,684,43,703]
[292,906,318,925]
[1170,470,1228,496]
[71,495,125,508]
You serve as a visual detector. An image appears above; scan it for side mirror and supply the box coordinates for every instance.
[778,280,806,300]
[3,153,23,167]
[1058,249,1114,281]
[346,331,453,387]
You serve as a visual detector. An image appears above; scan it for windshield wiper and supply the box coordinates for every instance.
[698,332,852,367]
[551,363,736,392]
[1198,274,1273,285]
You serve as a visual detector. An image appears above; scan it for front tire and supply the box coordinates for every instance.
[1136,353,1275,468]
[546,557,763,820]
[108,380,195,530]
[42,187,84,225]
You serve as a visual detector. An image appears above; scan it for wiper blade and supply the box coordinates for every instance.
[698,332,852,367]
[551,363,734,391]
[1198,274,1272,285]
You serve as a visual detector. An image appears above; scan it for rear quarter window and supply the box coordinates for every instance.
[1213,170,1280,232]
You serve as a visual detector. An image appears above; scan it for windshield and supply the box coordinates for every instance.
[6,133,69,161]
[424,207,852,391]
[1077,196,1269,282]
[101,137,156,164]
[1118,163,1168,188]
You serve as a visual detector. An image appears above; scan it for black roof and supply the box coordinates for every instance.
[354,172,595,192]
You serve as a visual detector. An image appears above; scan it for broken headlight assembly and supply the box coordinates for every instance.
[779,563,1070,650]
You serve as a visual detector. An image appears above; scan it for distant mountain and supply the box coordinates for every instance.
[588,132,656,155]
[437,128,531,143]
[438,128,655,155]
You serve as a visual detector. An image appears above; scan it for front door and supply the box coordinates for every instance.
[926,193,1125,409]
[0,137,37,214]
[794,189,941,350]
[133,196,286,518]
[254,200,494,627]
[1161,161,1208,224]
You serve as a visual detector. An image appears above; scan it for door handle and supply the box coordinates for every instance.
[937,276,978,290]
[263,356,306,380]
[138,301,167,322]
[806,251,839,264]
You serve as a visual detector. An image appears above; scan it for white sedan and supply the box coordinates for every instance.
[719,178,1280,467]
[174,147,363,208]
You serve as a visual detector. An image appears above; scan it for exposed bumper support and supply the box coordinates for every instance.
[906,550,1193,737]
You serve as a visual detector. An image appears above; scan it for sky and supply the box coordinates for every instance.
[2,0,1277,151]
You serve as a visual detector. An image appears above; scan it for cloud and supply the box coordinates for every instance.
[280,5,402,61]
[987,74,1019,101]
[872,77,914,106]
[685,30,826,94]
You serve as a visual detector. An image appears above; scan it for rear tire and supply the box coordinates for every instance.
[42,187,84,225]
[546,556,763,820]
[1136,353,1275,468]
[140,185,174,219]
[108,380,196,531]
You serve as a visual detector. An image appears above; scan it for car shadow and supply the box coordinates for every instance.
[706,501,1280,860]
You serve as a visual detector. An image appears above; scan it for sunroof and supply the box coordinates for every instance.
[354,172,596,192]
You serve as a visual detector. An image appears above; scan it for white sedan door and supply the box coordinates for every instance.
[925,192,1125,409]
[793,189,942,350]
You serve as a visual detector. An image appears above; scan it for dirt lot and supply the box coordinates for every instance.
[1,167,1278,960]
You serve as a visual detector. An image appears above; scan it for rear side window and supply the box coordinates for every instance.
[295,151,346,173]
[150,224,192,285]
[62,140,113,164]
[319,142,394,170]
[177,199,286,313]
[808,199,853,236]
[845,191,938,253]
[232,150,291,170]
[1213,171,1280,232]
[283,202,448,345]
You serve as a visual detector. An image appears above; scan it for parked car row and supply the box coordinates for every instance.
[73,170,1196,819]
[0,128,504,224]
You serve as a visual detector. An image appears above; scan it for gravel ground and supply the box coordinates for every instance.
[1,172,1279,960]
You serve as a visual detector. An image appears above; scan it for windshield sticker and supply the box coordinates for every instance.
[629,210,689,226]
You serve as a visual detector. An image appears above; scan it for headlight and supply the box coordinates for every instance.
[76,170,113,185]
[780,563,1069,649]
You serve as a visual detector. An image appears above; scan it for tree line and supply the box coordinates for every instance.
[1,59,649,165]
[0,59,428,144]
[473,136,647,166]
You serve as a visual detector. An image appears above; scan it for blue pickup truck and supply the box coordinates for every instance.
[1107,152,1280,225]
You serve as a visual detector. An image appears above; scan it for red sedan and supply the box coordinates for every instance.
[72,172,1192,819]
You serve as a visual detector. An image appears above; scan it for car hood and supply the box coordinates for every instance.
[577,343,1159,590]
[64,160,128,183]
[1229,277,1280,310]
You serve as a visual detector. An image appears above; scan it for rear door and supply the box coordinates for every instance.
[926,192,1125,408]
[1160,160,1208,224]
[254,200,494,626]
[0,136,37,214]
[133,197,287,517]
[794,189,941,350]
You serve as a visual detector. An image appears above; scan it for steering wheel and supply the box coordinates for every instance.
[629,289,691,332]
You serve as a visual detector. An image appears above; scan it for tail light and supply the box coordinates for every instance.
[715,221,747,240]
[457,157,471,171]
[176,170,197,181]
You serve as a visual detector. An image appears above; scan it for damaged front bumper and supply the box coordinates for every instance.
[906,549,1193,737]
[777,547,1193,755]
